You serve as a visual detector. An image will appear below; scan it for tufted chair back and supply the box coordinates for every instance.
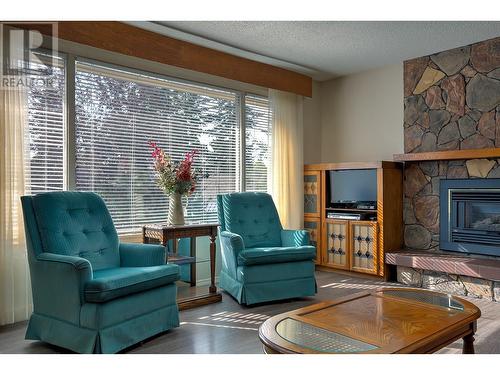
[26,191,120,271]
[217,192,283,248]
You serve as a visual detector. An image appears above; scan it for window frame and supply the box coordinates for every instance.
[34,52,271,233]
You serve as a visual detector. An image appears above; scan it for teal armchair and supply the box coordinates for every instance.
[217,192,316,305]
[21,191,180,353]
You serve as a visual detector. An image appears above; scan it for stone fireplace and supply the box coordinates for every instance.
[389,35,500,301]
[404,160,500,252]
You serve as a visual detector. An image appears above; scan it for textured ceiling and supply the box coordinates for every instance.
[144,21,500,81]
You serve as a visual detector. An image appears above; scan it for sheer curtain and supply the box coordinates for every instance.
[0,86,32,325]
[269,89,304,230]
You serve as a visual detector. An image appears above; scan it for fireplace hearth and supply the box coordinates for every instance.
[440,178,500,257]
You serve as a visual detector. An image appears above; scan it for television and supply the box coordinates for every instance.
[328,169,377,207]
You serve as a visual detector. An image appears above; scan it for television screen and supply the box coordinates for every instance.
[329,169,377,203]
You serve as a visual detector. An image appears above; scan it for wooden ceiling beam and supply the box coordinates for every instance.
[8,21,312,97]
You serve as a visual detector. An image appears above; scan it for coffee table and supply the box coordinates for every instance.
[259,288,481,354]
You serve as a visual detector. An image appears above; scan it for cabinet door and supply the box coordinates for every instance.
[349,221,378,275]
[304,171,321,217]
[323,220,350,270]
[304,218,321,264]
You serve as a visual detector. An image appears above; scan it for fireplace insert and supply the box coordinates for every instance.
[440,178,500,257]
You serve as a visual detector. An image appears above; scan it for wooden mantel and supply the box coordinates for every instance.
[393,148,500,162]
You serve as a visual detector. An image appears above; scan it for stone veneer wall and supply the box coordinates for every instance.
[398,266,500,301]
[403,36,500,251]
[404,37,500,154]
[401,37,500,300]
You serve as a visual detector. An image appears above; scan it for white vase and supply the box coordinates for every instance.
[168,192,185,226]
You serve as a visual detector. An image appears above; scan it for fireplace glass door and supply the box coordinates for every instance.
[440,178,500,257]
[463,201,500,232]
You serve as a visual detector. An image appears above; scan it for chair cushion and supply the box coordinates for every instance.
[84,264,180,303]
[237,261,316,283]
[81,283,178,330]
[218,192,283,248]
[31,191,120,271]
[237,246,316,266]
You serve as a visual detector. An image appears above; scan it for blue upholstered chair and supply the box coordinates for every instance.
[21,191,180,353]
[217,192,316,305]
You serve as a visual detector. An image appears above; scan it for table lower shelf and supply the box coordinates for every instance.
[167,252,196,265]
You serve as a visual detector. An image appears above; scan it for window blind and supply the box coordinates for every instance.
[25,53,66,195]
[245,94,271,192]
[75,61,241,233]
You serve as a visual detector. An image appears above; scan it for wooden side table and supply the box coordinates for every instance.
[142,223,222,310]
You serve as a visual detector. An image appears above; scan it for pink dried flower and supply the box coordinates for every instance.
[148,141,205,196]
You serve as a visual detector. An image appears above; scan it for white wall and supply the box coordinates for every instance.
[303,81,322,164]
[317,64,404,163]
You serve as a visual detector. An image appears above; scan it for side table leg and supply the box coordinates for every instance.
[161,233,168,263]
[209,234,217,294]
[172,237,178,255]
[190,236,196,287]
[463,333,475,354]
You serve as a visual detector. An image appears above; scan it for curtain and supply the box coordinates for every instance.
[269,89,304,230]
[0,86,32,325]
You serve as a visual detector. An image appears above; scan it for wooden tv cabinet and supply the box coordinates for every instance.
[304,161,403,279]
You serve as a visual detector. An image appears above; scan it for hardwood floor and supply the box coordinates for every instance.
[1,270,499,354]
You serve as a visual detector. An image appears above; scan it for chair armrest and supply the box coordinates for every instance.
[119,242,166,267]
[281,229,310,247]
[219,231,245,278]
[37,252,92,271]
[220,231,245,254]
[32,253,92,324]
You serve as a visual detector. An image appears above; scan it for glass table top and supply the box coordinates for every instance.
[379,289,464,311]
[276,318,379,353]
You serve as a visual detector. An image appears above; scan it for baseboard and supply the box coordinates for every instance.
[315,265,385,281]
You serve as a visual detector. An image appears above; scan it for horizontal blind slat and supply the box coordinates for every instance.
[245,94,271,193]
[25,53,66,196]
[75,60,242,233]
